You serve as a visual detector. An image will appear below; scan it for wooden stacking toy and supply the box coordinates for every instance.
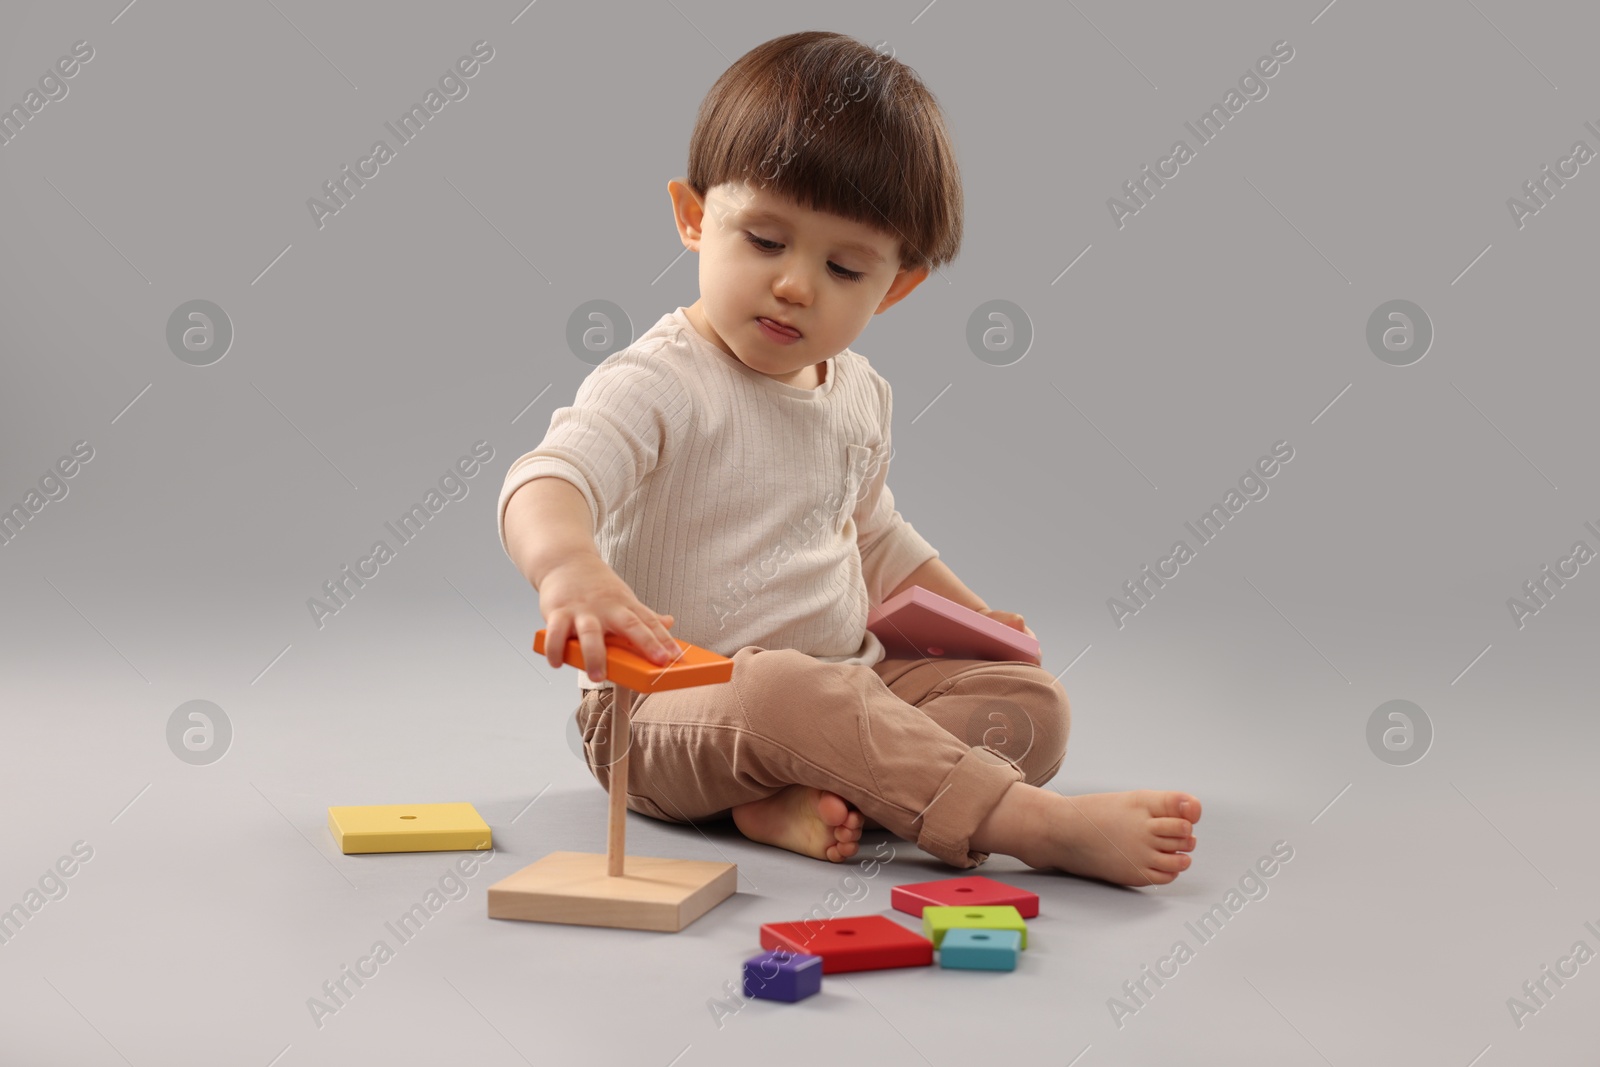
[486,632,736,933]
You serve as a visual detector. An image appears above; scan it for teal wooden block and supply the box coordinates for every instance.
[939,928,1021,971]
[922,904,1028,949]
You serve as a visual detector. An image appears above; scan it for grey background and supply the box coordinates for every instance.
[2,0,1595,1064]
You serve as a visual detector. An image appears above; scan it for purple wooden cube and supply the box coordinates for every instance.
[743,948,823,1002]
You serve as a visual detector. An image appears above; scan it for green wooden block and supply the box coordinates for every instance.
[921,904,1028,949]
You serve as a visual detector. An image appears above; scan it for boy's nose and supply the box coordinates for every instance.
[771,273,812,307]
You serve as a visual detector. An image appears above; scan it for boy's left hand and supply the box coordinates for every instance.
[979,609,1040,664]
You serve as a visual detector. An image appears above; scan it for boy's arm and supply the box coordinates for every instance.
[495,351,689,564]
[853,386,944,607]
[853,464,942,607]
[852,377,1004,619]
[504,473,678,676]
[884,556,988,613]
[504,475,601,589]
[852,375,959,607]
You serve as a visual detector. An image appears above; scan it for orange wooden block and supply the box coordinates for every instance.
[533,631,732,693]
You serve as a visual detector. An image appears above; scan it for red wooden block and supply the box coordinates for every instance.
[890,875,1040,919]
[759,915,933,974]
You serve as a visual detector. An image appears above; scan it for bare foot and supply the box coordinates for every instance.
[973,786,1201,886]
[731,785,865,863]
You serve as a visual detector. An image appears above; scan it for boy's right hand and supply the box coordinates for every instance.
[536,556,678,682]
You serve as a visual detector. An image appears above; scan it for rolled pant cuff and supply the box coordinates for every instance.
[914,746,1024,868]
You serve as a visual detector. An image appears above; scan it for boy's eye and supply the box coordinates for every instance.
[743,232,867,283]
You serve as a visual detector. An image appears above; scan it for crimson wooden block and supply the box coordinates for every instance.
[890,875,1040,919]
[759,914,933,974]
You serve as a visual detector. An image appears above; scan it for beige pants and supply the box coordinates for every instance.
[575,645,1070,868]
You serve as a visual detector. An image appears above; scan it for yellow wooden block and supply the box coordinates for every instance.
[327,802,492,855]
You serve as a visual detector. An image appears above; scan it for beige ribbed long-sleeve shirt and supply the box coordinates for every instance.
[497,307,940,691]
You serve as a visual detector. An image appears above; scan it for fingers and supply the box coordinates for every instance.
[621,611,677,664]
[989,611,1026,633]
[642,610,676,662]
[550,614,569,671]
[573,616,607,682]
[546,614,572,671]
[545,605,678,681]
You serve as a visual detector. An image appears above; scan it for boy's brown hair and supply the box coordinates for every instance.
[686,30,963,273]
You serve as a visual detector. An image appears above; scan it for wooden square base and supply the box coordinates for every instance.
[487,851,736,933]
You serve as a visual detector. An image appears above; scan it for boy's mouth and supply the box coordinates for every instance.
[757,316,801,338]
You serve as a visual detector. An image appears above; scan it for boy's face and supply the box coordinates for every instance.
[668,180,929,388]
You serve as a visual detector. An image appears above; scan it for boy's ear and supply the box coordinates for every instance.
[667,179,705,248]
[876,264,931,314]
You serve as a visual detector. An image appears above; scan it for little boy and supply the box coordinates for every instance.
[498,31,1199,883]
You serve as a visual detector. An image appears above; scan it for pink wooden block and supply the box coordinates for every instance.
[867,586,1041,664]
[891,875,1040,919]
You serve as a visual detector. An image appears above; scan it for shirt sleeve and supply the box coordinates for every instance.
[853,379,939,608]
[496,351,689,559]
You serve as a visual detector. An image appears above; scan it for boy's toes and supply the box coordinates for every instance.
[826,839,860,863]
[1146,791,1203,832]
[816,791,851,828]
[1151,817,1192,840]
[1145,790,1201,823]
[1149,850,1191,874]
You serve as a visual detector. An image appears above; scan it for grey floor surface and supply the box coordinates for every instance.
[4,605,1595,1065]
